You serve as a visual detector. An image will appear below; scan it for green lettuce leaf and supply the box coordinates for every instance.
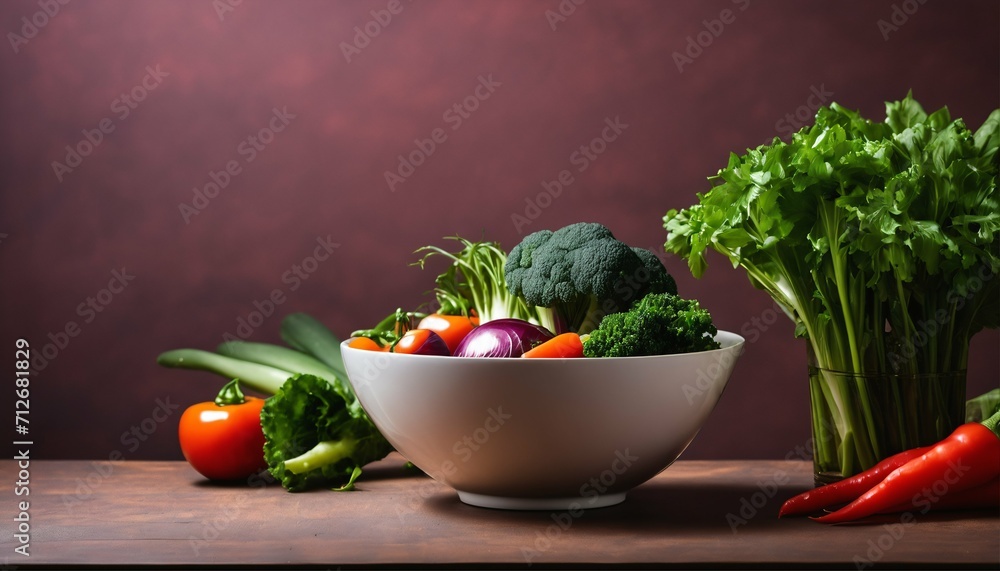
[261,374,393,492]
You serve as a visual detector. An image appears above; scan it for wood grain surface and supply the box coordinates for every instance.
[1,456,997,569]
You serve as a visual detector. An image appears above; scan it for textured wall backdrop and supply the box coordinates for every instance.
[1,0,997,462]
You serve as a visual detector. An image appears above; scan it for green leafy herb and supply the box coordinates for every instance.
[664,93,999,472]
[665,93,998,375]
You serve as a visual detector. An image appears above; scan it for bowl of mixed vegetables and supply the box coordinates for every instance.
[340,222,745,510]
[158,222,743,509]
[342,331,743,510]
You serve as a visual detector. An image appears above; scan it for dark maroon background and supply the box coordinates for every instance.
[1,0,997,462]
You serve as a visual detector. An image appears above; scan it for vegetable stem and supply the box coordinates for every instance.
[284,438,358,475]
[280,313,347,379]
[893,276,918,376]
[156,349,290,395]
[217,341,341,382]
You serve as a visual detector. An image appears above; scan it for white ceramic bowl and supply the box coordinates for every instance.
[341,331,745,510]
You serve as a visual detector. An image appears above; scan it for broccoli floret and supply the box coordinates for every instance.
[583,292,720,357]
[504,222,676,334]
[632,247,678,297]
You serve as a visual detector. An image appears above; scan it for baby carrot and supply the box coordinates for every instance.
[522,333,584,358]
[348,337,385,351]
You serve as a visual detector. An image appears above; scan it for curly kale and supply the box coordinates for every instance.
[260,374,393,492]
[582,292,720,357]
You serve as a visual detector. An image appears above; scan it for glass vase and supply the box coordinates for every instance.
[807,361,966,485]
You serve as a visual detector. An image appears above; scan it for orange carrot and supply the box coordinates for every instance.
[348,337,385,351]
[522,332,583,358]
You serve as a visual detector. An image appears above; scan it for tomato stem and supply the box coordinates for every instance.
[214,378,247,406]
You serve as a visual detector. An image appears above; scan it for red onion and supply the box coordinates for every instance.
[453,319,554,358]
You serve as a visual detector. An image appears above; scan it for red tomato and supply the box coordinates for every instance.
[416,314,477,354]
[178,383,267,481]
[392,329,451,356]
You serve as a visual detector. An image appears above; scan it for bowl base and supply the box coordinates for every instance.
[457,491,627,511]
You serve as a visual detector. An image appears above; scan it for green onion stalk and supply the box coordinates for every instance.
[664,94,999,480]
[412,236,541,325]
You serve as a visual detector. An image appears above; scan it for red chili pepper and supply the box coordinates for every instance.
[779,445,932,517]
[879,477,999,515]
[812,419,1000,524]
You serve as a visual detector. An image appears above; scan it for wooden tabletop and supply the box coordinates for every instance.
[2,456,997,569]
